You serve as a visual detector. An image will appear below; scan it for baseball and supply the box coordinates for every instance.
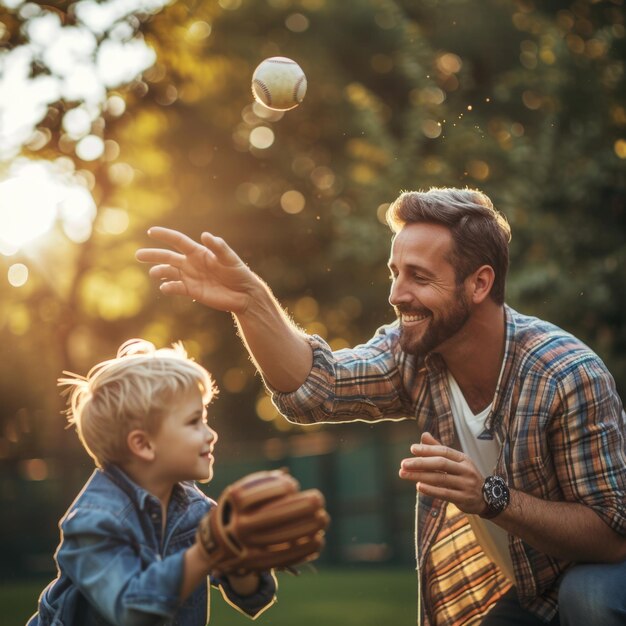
[251,57,307,111]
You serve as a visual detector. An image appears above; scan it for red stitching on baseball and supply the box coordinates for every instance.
[293,75,305,102]
[253,79,272,106]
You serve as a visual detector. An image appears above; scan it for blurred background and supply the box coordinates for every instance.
[0,0,624,623]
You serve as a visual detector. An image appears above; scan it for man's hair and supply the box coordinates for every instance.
[386,187,511,304]
[59,339,217,468]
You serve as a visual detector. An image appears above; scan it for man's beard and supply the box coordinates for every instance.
[398,287,471,355]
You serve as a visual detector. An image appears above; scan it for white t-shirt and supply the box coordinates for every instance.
[446,371,516,582]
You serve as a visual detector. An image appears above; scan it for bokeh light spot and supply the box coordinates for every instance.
[511,123,525,137]
[98,207,129,235]
[106,94,126,117]
[8,304,30,335]
[422,119,442,139]
[522,90,542,110]
[436,52,462,74]
[410,86,445,106]
[108,162,135,186]
[376,202,390,224]
[186,20,212,41]
[76,134,104,160]
[256,396,278,422]
[62,107,93,139]
[294,296,319,322]
[305,321,328,337]
[8,263,28,287]
[21,458,48,481]
[218,0,242,10]
[280,189,306,214]
[285,13,309,32]
[310,166,335,190]
[104,139,120,161]
[614,139,626,159]
[223,368,248,393]
[467,160,490,181]
[249,126,275,150]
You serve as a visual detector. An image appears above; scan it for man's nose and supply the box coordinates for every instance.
[389,276,410,307]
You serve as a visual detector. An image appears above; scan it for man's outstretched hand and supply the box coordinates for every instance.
[136,227,262,315]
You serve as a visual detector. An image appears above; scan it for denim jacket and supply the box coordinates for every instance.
[27,464,277,626]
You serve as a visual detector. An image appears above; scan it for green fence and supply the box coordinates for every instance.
[1,420,420,581]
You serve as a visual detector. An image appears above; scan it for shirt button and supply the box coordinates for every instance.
[431,510,439,518]
[151,512,158,520]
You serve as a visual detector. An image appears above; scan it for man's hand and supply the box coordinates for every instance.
[399,432,486,516]
[136,226,313,392]
[135,227,262,315]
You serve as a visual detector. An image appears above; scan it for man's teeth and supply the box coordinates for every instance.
[403,313,428,322]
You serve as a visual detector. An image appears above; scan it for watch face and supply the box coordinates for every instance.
[482,475,510,516]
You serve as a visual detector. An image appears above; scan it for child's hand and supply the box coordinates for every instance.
[225,572,261,596]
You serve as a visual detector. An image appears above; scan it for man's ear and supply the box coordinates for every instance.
[468,264,495,304]
[127,429,156,462]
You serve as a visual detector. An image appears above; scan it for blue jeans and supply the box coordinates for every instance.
[482,588,559,625]
[483,560,626,625]
[558,560,626,626]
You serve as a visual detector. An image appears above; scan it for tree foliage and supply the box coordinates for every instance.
[0,0,624,470]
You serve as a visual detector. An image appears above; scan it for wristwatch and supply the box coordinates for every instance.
[480,475,510,519]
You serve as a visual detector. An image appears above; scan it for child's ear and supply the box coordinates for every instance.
[127,429,156,462]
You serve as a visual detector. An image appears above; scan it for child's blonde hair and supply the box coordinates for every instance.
[59,339,217,468]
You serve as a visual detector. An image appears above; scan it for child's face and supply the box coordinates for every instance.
[151,386,218,484]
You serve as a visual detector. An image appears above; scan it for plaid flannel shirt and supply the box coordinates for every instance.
[271,305,626,625]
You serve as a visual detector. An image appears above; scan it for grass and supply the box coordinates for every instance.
[2,567,419,626]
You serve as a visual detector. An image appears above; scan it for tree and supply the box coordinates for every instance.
[0,0,624,576]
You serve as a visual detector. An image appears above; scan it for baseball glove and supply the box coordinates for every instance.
[197,468,330,576]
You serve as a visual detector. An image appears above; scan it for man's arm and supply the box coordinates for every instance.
[399,432,626,563]
[497,489,626,563]
[136,227,312,391]
[234,277,313,392]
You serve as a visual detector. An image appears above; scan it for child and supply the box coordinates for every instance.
[27,339,277,625]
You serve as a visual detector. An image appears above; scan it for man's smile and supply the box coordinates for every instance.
[401,312,430,325]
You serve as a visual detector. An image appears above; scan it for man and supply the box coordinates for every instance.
[136,187,626,625]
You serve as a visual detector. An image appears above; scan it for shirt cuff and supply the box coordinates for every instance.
[214,571,277,619]
[268,335,337,420]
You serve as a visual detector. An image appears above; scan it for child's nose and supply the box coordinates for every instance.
[205,424,218,443]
